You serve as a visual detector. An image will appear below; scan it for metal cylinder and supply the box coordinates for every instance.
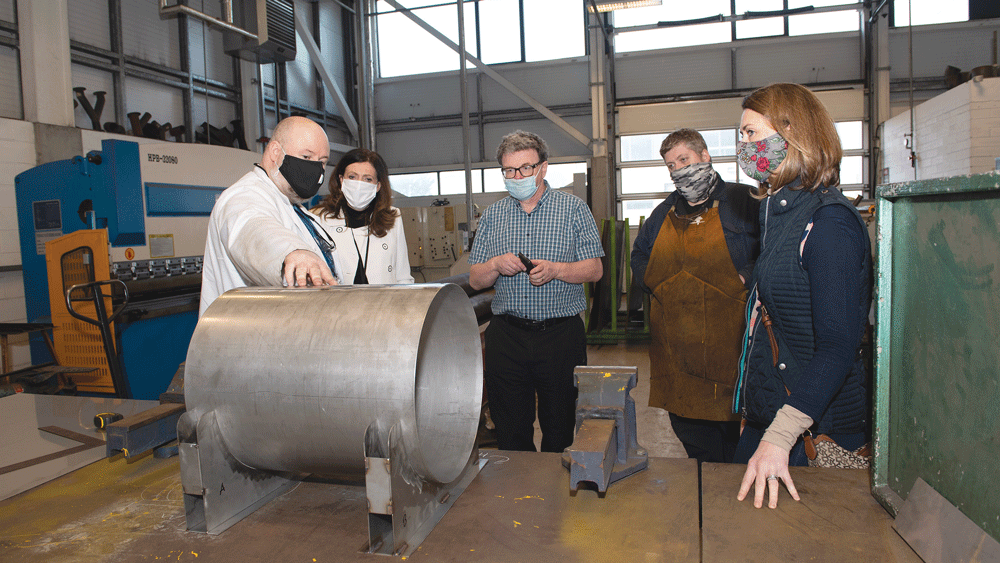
[184,284,482,484]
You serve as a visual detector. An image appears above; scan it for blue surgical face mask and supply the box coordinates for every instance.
[504,176,538,201]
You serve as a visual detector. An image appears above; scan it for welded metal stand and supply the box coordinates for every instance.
[562,366,648,493]
[363,423,485,557]
[178,411,297,535]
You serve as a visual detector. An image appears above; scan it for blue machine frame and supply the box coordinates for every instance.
[15,140,224,400]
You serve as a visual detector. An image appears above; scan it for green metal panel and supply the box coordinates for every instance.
[873,171,1000,541]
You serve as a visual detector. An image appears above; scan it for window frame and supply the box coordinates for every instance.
[612,1,869,53]
[373,0,587,79]
[617,121,869,224]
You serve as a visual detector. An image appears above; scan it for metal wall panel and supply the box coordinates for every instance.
[477,60,590,112]
[68,0,111,50]
[122,0,182,70]
[733,36,861,90]
[376,73,476,122]
[378,113,591,170]
[615,47,733,100]
[617,89,864,135]
[887,21,1000,81]
[615,33,861,101]
[375,60,589,122]
[286,3,316,111]
[124,75,184,131]
[187,13,234,85]
[191,95,238,142]
[0,0,13,22]
[318,0,348,119]
[376,125,471,168]
[0,47,21,120]
[482,116,591,161]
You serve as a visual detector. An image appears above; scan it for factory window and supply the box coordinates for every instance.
[620,133,665,162]
[622,198,663,228]
[613,0,864,52]
[392,171,439,197]
[619,121,867,222]
[621,165,668,195]
[375,1,478,78]
[523,0,585,62]
[439,169,484,195]
[893,0,969,26]
[734,0,785,40]
[375,0,584,78]
[484,161,587,192]
[392,161,587,198]
[788,0,860,36]
[477,0,522,64]
[545,162,588,191]
[484,168,506,192]
[612,0,732,53]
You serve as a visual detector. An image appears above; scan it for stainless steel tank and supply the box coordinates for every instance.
[184,284,482,484]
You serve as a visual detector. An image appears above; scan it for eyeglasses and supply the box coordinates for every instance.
[500,162,543,179]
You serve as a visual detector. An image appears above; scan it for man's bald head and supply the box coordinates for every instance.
[262,116,331,202]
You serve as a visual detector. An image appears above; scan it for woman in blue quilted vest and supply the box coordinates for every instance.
[731,83,872,509]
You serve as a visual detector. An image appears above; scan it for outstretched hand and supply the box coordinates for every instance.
[736,440,800,509]
[282,249,338,287]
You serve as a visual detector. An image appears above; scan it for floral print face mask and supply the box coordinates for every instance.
[737,133,788,183]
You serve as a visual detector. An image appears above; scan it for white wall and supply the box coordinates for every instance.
[882,77,1000,183]
[0,118,37,370]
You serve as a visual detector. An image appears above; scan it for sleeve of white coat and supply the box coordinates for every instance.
[394,214,415,284]
[216,190,315,286]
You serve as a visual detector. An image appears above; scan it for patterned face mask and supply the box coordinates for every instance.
[669,162,719,203]
[737,133,788,182]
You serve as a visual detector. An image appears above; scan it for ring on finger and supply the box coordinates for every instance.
[766,475,778,482]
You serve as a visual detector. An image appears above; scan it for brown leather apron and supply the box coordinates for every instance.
[644,205,747,421]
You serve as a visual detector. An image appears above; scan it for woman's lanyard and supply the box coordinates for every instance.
[292,205,339,278]
[351,227,371,284]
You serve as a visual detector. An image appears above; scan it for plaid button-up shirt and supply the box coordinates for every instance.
[469,185,604,321]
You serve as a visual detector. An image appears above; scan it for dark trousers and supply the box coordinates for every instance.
[669,412,740,464]
[484,315,586,452]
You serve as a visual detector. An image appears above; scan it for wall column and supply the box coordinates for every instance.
[18,0,74,126]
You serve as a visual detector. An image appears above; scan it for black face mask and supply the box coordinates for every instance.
[279,151,325,199]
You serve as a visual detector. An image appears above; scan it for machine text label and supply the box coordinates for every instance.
[147,153,179,164]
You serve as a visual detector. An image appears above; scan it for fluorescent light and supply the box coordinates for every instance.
[588,0,662,13]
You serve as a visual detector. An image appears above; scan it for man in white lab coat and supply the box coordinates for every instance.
[200,116,339,316]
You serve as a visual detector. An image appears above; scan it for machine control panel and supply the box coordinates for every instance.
[113,256,203,281]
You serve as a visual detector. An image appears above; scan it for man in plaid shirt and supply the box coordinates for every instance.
[470,130,604,452]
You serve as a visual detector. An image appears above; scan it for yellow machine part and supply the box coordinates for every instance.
[45,230,117,394]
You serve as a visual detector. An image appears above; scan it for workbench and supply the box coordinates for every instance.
[0,446,920,562]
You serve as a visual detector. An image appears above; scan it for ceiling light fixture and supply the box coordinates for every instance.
[588,0,662,13]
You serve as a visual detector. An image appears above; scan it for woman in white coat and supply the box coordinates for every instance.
[311,148,414,284]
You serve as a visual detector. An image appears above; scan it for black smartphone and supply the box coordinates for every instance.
[516,252,535,271]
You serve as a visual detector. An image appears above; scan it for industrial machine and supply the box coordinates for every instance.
[401,205,466,280]
[181,284,484,556]
[15,139,258,399]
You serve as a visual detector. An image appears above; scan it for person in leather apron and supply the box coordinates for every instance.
[631,129,760,463]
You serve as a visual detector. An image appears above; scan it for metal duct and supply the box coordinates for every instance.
[184,284,483,484]
[224,0,296,64]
